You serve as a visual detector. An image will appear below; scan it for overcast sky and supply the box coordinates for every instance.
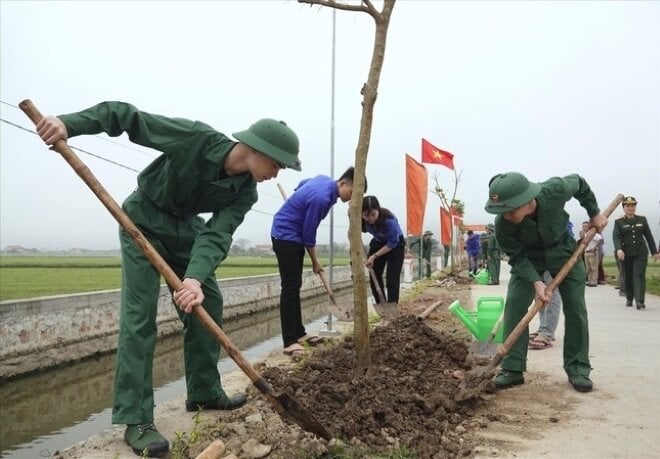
[1,1,659,251]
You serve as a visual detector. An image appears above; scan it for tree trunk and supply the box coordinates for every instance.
[299,0,396,369]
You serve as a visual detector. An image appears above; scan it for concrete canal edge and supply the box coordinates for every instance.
[0,267,353,379]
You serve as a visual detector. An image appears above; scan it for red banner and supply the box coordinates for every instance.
[440,207,452,246]
[406,154,428,236]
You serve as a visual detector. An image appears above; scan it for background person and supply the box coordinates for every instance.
[612,196,659,309]
[582,221,603,287]
[485,223,501,285]
[465,230,481,275]
[410,230,434,278]
[362,195,406,303]
[37,102,301,457]
[529,271,562,350]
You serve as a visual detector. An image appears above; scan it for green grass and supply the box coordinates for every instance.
[0,255,350,301]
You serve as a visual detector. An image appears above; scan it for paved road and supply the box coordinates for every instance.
[471,265,660,458]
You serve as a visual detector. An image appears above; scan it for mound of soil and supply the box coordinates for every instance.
[194,277,496,458]
[262,316,477,457]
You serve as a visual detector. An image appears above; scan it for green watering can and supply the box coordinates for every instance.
[470,268,490,285]
[448,297,504,343]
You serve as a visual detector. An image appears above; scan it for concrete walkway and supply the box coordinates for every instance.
[470,265,660,458]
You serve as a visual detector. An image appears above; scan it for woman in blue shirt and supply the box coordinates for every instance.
[362,196,405,304]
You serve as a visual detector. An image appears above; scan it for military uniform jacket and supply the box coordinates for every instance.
[612,215,658,257]
[487,232,500,254]
[495,174,600,284]
[59,101,258,282]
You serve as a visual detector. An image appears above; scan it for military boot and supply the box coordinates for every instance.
[124,423,169,457]
[494,370,524,389]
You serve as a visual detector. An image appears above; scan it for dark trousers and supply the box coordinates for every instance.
[597,255,606,283]
[272,238,307,347]
[615,251,626,292]
[623,254,648,305]
[368,238,405,304]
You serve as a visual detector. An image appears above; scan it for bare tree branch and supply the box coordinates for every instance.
[298,0,377,19]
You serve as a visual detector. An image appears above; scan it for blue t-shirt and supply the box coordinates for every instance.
[271,175,338,247]
[466,233,481,256]
[363,216,404,249]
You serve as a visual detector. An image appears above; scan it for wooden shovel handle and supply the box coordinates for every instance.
[488,193,624,370]
[19,99,272,393]
[317,270,339,306]
[367,267,388,304]
[416,300,442,321]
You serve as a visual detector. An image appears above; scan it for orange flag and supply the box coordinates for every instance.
[421,138,455,170]
[405,154,428,236]
[440,207,452,246]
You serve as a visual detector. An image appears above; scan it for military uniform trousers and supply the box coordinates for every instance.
[623,254,648,305]
[487,250,501,283]
[112,191,224,425]
[501,260,590,378]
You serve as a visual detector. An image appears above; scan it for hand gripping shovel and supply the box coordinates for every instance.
[454,194,624,402]
[20,99,331,440]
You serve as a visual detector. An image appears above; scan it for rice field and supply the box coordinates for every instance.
[0,255,350,301]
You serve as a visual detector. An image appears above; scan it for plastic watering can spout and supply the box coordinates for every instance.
[448,300,480,339]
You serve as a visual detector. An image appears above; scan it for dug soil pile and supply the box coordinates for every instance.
[195,277,501,459]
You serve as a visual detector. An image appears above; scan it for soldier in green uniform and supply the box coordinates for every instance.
[485,223,501,285]
[37,102,301,457]
[612,196,659,309]
[410,230,434,278]
[485,172,607,393]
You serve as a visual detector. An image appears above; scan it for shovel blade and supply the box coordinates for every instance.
[373,302,401,321]
[272,391,332,439]
[469,340,498,357]
[327,302,353,321]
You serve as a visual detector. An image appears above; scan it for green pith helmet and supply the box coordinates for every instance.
[486,223,495,231]
[423,230,433,236]
[233,119,301,171]
[485,172,541,214]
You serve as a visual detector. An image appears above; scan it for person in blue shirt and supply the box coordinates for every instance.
[465,230,481,275]
[271,167,364,356]
[362,196,405,305]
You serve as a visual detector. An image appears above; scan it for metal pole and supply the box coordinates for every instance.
[321,10,341,336]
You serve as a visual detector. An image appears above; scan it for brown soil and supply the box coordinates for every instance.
[182,274,501,459]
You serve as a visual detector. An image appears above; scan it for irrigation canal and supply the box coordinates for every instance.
[0,293,347,458]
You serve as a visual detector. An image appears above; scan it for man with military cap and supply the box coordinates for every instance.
[37,102,301,457]
[410,230,435,278]
[485,223,501,285]
[485,172,607,393]
[612,196,659,310]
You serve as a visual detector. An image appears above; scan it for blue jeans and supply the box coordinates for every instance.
[535,271,562,340]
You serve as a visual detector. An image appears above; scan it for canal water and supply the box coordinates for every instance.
[0,293,348,458]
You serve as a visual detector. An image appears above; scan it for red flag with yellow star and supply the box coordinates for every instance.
[421,138,454,170]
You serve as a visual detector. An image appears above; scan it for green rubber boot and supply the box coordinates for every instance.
[124,423,169,457]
